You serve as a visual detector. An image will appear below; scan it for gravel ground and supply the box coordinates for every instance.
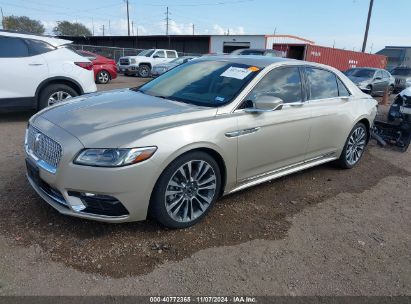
[0,77,409,295]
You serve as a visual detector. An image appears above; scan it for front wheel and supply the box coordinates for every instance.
[150,152,221,229]
[336,122,368,169]
[138,64,151,78]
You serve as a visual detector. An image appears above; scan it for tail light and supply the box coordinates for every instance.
[75,62,93,70]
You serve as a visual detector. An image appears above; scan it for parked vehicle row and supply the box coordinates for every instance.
[25,56,377,228]
[344,67,395,96]
[118,49,179,77]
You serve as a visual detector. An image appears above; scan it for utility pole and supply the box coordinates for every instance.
[108,20,111,35]
[192,23,195,35]
[102,24,105,36]
[361,0,374,53]
[125,0,130,36]
[1,7,4,30]
[165,6,170,36]
[131,21,134,36]
[92,18,94,36]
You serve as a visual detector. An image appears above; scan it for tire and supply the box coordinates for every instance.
[336,122,368,169]
[38,84,78,110]
[149,151,222,229]
[138,64,151,78]
[96,70,110,84]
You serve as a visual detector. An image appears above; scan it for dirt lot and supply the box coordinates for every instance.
[0,76,410,295]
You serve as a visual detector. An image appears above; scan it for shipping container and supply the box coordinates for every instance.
[272,43,387,71]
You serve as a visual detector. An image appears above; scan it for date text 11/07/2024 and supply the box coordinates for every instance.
[149,296,257,303]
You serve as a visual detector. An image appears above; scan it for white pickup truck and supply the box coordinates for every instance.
[118,49,179,77]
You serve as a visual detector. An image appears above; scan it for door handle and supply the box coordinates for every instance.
[29,63,44,66]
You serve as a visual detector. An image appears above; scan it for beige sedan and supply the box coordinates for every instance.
[25,56,377,228]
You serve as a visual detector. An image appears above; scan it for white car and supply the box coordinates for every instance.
[0,30,97,111]
[118,49,179,78]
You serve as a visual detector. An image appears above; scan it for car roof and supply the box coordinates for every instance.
[0,30,72,47]
[348,67,379,71]
[196,55,292,68]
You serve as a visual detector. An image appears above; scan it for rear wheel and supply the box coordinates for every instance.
[150,151,221,229]
[336,122,368,169]
[38,84,78,110]
[138,64,151,78]
[96,70,110,84]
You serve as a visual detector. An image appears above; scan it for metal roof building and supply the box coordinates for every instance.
[376,46,411,70]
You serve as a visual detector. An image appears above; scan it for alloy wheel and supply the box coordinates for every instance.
[48,91,72,106]
[345,126,367,166]
[98,71,110,83]
[164,160,217,223]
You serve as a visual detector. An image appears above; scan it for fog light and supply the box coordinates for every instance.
[67,191,129,217]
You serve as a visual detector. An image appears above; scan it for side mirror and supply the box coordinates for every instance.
[375,76,382,80]
[153,55,160,58]
[244,95,284,113]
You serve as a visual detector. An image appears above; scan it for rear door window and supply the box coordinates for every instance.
[154,51,165,58]
[166,51,177,58]
[26,39,55,56]
[0,36,29,58]
[305,67,339,100]
[336,78,350,96]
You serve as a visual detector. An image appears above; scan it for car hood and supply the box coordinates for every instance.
[34,89,217,147]
[347,76,370,84]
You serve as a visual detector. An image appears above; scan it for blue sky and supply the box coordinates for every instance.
[1,0,410,52]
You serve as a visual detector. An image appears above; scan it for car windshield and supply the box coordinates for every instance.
[138,49,155,57]
[239,50,265,55]
[391,68,411,76]
[170,57,186,64]
[137,60,262,107]
[346,69,375,78]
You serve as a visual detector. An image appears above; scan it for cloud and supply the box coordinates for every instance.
[42,18,246,37]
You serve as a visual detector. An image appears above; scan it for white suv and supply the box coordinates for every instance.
[118,49,179,77]
[0,31,97,111]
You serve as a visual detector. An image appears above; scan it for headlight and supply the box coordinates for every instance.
[74,147,157,167]
[358,81,369,87]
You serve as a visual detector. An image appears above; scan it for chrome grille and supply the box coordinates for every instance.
[26,126,62,169]
[119,58,130,65]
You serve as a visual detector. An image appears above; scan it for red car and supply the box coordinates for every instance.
[77,50,117,84]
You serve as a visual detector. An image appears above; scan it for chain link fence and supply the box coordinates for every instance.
[71,44,203,62]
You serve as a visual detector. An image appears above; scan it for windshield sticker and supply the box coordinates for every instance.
[215,96,225,103]
[220,67,252,80]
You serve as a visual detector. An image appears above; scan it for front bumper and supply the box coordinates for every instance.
[118,65,138,73]
[24,117,159,223]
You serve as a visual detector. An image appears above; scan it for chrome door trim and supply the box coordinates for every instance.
[225,127,260,138]
[228,152,337,194]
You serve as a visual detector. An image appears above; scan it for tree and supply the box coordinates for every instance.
[3,15,45,35]
[53,21,91,36]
